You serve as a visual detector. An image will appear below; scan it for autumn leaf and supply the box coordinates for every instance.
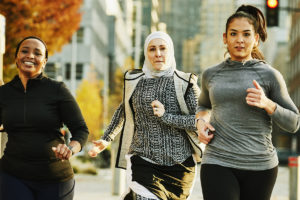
[76,79,103,141]
[0,0,83,83]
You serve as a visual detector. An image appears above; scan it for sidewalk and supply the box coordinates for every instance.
[74,166,289,200]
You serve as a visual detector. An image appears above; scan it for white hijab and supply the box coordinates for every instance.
[142,31,176,78]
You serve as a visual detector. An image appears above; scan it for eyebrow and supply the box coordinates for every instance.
[148,44,166,48]
[230,29,251,32]
[21,46,43,52]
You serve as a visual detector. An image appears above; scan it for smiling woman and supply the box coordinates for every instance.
[0,36,89,200]
[15,38,47,82]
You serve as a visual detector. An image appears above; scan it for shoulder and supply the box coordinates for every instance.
[174,70,197,83]
[40,76,67,90]
[124,69,144,80]
[253,61,284,81]
[201,61,225,80]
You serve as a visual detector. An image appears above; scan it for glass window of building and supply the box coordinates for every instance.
[65,63,84,80]
[77,27,84,43]
[76,64,83,80]
[45,62,56,79]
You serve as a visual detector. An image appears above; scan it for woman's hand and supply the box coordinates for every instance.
[88,139,109,157]
[52,144,73,161]
[246,80,276,114]
[52,141,81,161]
[197,118,215,144]
[151,100,165,117]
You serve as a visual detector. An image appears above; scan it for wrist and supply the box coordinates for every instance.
[67,145,75,155]
[265,99,277,115]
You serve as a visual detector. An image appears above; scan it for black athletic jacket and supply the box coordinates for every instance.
[0,74,89,182]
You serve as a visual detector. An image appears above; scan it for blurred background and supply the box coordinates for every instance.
[0,0,299,199]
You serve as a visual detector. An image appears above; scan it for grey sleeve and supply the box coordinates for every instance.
[160,86,198,131]
[269,70,300,133]
[101,103,125,142]
[197,70,212,112]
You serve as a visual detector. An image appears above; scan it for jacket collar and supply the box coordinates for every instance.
[9,73,46,91]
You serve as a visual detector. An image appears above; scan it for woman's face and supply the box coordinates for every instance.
[223,17,259,62]
[15,38,47,78]
[147,38,169,71]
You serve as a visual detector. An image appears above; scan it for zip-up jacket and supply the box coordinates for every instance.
[0,74,89,182]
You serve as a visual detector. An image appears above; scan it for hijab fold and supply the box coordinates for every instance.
[142,31,176,78]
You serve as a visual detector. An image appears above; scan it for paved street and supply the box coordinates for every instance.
[74,166,289,200]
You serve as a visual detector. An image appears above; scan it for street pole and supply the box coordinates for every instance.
[134,1,142,69]
[0,15,5,158]
[70,33,77,97]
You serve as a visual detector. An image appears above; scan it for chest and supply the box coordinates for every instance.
[208,68,268,104]
[131,77,179,112]
[0,84,60,125]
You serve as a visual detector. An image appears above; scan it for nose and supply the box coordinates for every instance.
[237,35,244,43]
[26,51,35,59]
[155,49,161,57]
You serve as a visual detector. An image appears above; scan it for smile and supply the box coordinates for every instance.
[23,61,35,66]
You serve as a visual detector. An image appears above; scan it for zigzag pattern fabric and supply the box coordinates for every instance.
[129,76,197,166]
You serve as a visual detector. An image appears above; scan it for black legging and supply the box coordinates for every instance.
[200,164,278,200]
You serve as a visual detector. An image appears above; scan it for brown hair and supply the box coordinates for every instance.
[225,5,267,60]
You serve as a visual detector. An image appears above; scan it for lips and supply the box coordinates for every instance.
[235,46,244,50]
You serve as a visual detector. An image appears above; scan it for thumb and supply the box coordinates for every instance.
[252,80,261,90]
[52,147,57,152]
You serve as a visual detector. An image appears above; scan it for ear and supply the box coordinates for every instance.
[42,58,47,69]
[223,33,227,45]
[254,33,259,47]
[15,57,19,68]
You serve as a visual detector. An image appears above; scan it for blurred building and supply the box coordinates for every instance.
[288,0,300,153]
[46,0,133,95]
[132,0,162,68]
[182,34,202,73]
[198,0,235,73]
[158,0,201,71]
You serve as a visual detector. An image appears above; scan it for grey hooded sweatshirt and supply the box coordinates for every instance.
[198,58,300,170]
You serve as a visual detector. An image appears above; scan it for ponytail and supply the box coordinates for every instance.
[236,5,267,42]
[225,5,267,60]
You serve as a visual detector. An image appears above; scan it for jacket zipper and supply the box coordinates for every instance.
[24,88,26,123]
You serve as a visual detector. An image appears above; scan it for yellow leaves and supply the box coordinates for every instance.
[0,0,83,81]
[76,79,103,141]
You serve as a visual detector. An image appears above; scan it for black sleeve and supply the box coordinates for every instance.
[57,82,89,149]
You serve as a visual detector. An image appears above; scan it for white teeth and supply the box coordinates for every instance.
[24,61,35,66]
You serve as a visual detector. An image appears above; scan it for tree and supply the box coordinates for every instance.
[106,57,135,125]
[76,79,103,142]
[0,0,83,82]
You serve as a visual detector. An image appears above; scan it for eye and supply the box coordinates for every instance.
[149,47,156,51]
[35,52,42,56]
[160,47,166,51]
[21,50,28,54]
[230,32,236,36]
[244,32,250,36]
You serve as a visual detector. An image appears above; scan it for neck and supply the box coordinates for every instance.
[18,72,41,89]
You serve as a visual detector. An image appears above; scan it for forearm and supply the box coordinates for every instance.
[102,103,125,141]
[160,113,197,131]
[270,104,300,133]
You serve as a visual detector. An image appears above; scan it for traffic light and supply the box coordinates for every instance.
[266,0,279,27]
